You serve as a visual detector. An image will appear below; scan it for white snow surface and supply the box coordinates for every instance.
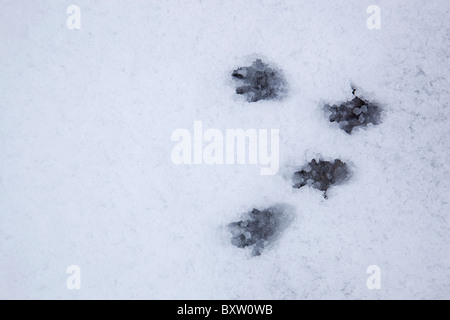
[1,0,449,299]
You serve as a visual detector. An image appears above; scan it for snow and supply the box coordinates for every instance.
[1,0,449,299]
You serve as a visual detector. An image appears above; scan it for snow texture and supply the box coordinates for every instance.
[1,0,450,300]
[293,159,351,199]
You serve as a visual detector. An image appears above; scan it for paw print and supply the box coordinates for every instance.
[293,159,351,199]
[232,59,286,102]
[228,60,383,256]
[325,90,382,134]
[229,206,289,256]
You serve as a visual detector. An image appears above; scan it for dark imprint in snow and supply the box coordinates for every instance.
[293,159,351,199]
[229,206,289,256]
[232,59,286,102]
[325,91,382,134]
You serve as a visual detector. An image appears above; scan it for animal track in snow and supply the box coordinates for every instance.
[228,205,291,256]
[293,159,351,199]
[232,59,286,102]
[324,90,382,134]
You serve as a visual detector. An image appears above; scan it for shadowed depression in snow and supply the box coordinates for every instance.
[325,91,382,134]
[229,205,292,256]
[232,59,286,102]
[293,159,351,198]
